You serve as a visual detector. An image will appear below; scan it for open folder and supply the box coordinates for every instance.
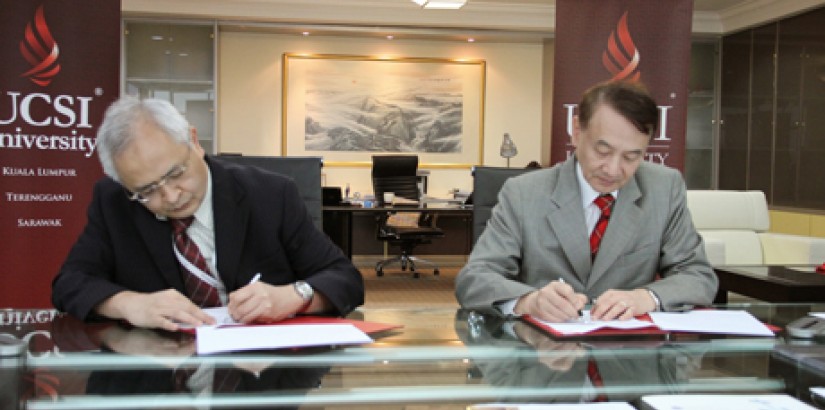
[523,310,776,338]
[183,307,403,354]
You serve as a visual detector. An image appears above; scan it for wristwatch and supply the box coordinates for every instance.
[293,281,314,312]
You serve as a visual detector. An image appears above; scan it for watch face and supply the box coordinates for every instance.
[295,281,313,301]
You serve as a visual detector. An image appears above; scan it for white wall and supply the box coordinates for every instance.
[218,32,545,197]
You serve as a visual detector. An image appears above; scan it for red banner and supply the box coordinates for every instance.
[550,0,693,171]
[0,1,120,307]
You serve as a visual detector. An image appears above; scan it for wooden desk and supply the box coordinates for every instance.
[714,265,825,303]
[323,203,472,259]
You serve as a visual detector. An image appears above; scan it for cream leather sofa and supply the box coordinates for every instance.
[686,190,825,266]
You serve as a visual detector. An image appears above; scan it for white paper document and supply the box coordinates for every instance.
[535,310,657,335]
[470,403,634,409]
[649,310,775,336]
[177,306,239,329]
[642,394,815,410]
[810,387,825,401]
[195,323,373,354]
[809,312,825,320]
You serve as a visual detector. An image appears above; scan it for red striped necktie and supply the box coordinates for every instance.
[589,194,615,260]
[587,356,608,401]
[170,217,221,307]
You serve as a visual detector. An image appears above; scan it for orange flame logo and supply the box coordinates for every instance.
[19,5,61,86]
[602,11,640,82]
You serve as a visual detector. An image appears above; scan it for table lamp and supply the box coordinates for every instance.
[500,133,518,167]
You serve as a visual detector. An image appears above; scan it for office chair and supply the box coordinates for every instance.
[216,155,324,230]
[471,166,540,246]
[371,155,444,278]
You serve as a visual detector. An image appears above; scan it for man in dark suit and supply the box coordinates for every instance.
[52,97,363,331]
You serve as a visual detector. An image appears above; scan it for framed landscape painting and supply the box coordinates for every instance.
[282,53,486,168]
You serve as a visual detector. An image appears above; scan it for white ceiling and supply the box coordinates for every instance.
[122,0,825,40]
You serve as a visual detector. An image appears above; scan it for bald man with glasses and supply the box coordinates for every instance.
[52,97,364,331]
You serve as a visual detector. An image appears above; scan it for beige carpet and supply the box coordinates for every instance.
[361,267,459,309]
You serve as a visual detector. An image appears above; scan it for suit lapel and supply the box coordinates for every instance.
[209,158,250,291]
[133,204,184,291]
[587,176,643,288]
[545,159,591,284]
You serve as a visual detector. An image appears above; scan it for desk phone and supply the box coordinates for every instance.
[786,316,825,338]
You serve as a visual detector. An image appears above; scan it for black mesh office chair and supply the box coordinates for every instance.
[371,155,443,278]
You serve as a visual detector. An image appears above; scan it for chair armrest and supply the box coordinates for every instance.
[759,232,825,264]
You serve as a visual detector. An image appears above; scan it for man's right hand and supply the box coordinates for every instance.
[514,280,588,323]
[95,289,216,331]
[513,322,586,370]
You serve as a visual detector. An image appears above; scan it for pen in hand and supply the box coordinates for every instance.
[249,273,261,285]
[557,278,584,320]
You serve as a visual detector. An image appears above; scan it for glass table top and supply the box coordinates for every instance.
[3,303,825,409]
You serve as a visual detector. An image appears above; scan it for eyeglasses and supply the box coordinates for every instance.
[126,149,191,203]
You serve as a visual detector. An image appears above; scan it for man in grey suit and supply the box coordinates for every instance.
[456,81,717,322]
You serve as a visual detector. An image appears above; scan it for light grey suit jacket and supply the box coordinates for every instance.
[455,156,718,312]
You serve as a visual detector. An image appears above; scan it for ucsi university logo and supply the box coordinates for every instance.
[20,5,61,87]
[602,11,640,82]
[0,3,100,157]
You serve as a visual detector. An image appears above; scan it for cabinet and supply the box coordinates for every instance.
[123,21,216,153]
[719,6,825,210]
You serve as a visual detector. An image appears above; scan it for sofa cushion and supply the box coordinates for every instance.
[760,233,825,265]
[698,230,764,265]
[687,190,770,232]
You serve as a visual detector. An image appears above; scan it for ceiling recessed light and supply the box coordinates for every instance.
[386,35,394,40]
[411,0,467,9]
[302,31,310,36]
[467,38,475,42]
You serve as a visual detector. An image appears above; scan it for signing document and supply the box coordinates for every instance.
[470,403,634,409]
[648,310,775,336]
[641,394,815,410]
[534,310,656,336]
[191,307,373,355]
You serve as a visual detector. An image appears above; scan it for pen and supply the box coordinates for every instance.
[249,273,261,285]
[557,278,584,319]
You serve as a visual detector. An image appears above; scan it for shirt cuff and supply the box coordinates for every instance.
[496,297,519,316]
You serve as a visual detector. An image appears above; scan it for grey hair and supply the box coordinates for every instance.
[96,97,191,182]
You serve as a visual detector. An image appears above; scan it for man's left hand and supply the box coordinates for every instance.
[589,288,656,321]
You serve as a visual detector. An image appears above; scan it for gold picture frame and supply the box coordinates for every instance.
[282,53,486,168]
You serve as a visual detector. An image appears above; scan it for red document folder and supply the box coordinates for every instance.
[274,316,403,334]
[521,314,668,338]
[522,312,781,338]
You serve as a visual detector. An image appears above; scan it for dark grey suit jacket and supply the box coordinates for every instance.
[52,156,363,320]
[456,156,717,312]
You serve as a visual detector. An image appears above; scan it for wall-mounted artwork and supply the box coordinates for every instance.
[282,53,485,168]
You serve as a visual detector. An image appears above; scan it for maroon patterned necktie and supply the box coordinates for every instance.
[589,194,615,260]
[171,217,221,307]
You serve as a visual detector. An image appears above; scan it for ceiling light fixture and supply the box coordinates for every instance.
[411,0,467,10]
